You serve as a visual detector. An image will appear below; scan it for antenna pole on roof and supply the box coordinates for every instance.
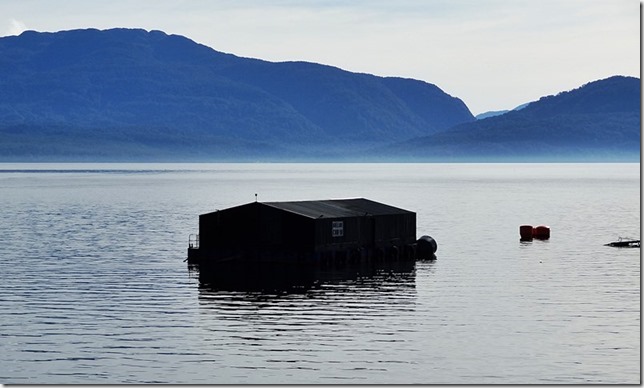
[255,193,258,202]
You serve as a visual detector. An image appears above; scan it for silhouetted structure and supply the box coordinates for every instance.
[188,198,436,268]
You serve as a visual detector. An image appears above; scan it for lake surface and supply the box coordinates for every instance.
[0,163,639,384]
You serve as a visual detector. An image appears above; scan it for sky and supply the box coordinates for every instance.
[0,0,639,115]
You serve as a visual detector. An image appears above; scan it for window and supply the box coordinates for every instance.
[332,221,344,237]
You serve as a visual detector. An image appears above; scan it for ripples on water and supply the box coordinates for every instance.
[196,262,421,383]
[0,163,639,384]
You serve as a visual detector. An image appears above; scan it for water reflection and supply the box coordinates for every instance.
[193,260,424,384]
[192,260,417,294]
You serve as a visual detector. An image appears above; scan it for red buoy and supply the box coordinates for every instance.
[519,225,533,240]
[533,225,550,240]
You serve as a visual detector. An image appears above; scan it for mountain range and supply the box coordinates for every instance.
[475,103,529,120]
[0,28,639,161]
[377,75,640,161]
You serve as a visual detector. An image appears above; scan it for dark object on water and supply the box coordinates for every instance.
[604,238,640,248]
[519,224,551,241]
[519,225,534,240]
[533,225,550,240]
[187,198,437,268]
[416,235,438,259]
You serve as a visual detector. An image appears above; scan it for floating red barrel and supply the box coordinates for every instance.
[533,225,550,240]
[519,225,551,240]
[519,225,534,240]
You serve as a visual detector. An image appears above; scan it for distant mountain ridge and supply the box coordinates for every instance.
[0,28,474,161]
[376,75,640,161]
[475,103,530,120]
[0,28,639,161]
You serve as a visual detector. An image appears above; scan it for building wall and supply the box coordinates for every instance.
[198,202,416,257]
[199,203,256,250]
[312,212,416,250]
[199,203,315,252]
[313,216,368,250]
[373,213,416,247]
[256,205,315,250]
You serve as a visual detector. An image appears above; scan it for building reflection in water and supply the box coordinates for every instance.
[191,259,423,295]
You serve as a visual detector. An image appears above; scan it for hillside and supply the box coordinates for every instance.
[475,103,530,120]
[0,28,474,161]
[376,76,640,161]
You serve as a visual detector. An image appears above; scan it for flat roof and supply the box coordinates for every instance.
[263,198,413,219]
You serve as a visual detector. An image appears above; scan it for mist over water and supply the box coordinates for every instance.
[0,163,639,384]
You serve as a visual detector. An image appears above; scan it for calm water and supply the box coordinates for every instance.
[0,163,639,384]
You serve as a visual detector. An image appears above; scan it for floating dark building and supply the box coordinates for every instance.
[187,198,436,268]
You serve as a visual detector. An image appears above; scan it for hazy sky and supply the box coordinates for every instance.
[0,0,638,114]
